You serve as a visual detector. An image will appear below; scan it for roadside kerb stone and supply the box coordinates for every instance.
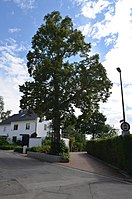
[27,151,62,163]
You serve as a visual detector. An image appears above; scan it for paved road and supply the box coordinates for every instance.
[0,150,132,199]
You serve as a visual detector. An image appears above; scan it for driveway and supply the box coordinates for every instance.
[59,152,126,178]
[0,150,131,199]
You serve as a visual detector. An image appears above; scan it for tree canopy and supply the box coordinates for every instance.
[75,111,117,139]
[19,11,112,154]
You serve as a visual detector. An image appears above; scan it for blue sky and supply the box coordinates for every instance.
[0,0,132,131]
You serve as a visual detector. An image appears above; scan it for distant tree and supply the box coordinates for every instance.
[76,111,117,139]
[19,11,112,154]
[97,124,117,139]
[0,96,11,121]
[0,96,4,114]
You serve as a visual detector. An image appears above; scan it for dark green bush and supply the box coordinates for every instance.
[86,135,132,175]
[27,145,51,154]
[0,137,8,145]
[58,140,70,162]
[14,146,23,153]
[0,145,16,150]
[59,152,70,162]
[27,146,42,152]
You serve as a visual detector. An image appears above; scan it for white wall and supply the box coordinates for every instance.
[29,137,44,148]
[62,138,69,148]
[36,119,51,137]
[0,118,52,143]
[10,119,37,140]
[0,124,10,137]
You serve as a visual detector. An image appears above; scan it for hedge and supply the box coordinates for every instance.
[86,135,132,175]
[0,145,17,150]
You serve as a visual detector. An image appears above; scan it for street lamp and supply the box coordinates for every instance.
[116,67,130,134]
[116,67,126,122]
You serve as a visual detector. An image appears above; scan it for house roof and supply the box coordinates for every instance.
[0,111,38,125]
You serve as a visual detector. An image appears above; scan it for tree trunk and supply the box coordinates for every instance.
[51,110,61,154]
[51,74,61,155]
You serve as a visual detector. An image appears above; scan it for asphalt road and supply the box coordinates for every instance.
[0,150,132,199]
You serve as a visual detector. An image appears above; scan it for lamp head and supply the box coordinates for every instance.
[116,67,121,73]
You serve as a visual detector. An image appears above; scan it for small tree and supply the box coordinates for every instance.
[0,96,11,121]
[19,11,112,154]
[76,111,117,139]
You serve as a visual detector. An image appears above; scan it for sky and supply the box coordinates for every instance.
[0,0,132,132]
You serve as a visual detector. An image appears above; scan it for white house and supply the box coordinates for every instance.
[0,111,51,146]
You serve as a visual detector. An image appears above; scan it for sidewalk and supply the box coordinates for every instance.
[59,152,129,179]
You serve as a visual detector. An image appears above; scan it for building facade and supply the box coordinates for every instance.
[0,111,51,145]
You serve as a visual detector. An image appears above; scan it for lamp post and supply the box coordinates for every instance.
[116,67,126,122]
[116,67,130,134]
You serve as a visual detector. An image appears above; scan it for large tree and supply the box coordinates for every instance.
[19,11,112,154]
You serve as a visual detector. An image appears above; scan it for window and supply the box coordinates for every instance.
[3,127,6,132]
[26,123,30,130]
[44,124,47,131]
[14,124,18,130]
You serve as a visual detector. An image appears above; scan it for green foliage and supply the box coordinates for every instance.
[0,144,16,150]
[27,139,69,161]
[0,96,4,113]
[14,146,23,153]
[76,111,117,139]
[0,137,18,150]
[27,145,51,154]
[51,139,69,155]
[42,136,52,146]
[62,116,87,152]
[59,152,70,162]
[0,96,11,121]
[0,137,9,145]
[86,135,132,175]
[58,140,70,162]
[19,11,112,154]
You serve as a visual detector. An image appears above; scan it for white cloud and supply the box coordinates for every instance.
[8,28,21,33]
[78,23,91,36]
[81,0,110,19]
[0,38,29,113]
[100,0,132,129]
[3,0,36,10]
[13,0,36,10]
[75,0,132,129]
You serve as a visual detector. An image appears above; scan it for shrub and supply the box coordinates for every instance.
[86,135,132,175]
[59,152,70,162]
[27,145,51,154]
[27,146,42,152]
[0,144,16,150]
[42,137,52,146]
[41,145,51,153]
[0,137,8,145]
[14,146,23,153]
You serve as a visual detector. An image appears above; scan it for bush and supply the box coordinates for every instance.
[59,152,70,162]
[14,146,23,153]
[0,137,9,145]
[86,135,132,175]
[27,140,70,161]
[27,146,42,152]
[42,137,52,146]
[27,145,51,154]
[0,144,16,150]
